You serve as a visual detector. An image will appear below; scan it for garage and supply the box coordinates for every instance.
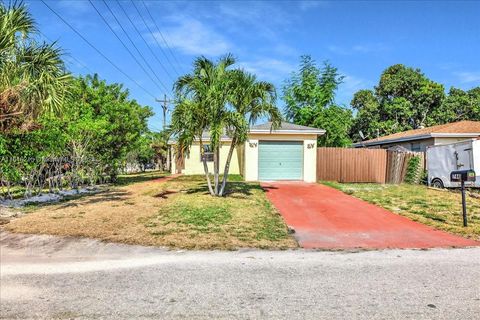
[236,121,324,183]
[258,141,303,180]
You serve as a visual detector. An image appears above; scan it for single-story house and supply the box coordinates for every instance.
[169,122,325,182]
[353,120,480,152]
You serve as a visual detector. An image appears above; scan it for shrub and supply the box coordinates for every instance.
[404,155,422,184]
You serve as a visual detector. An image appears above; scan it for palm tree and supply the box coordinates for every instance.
[0,2,70,132]
[172,54,236,195]
[171,54,281,196]
[218,70,281,195]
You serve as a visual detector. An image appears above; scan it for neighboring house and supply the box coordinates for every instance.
[353,121,480,152]
[169,122,325,182]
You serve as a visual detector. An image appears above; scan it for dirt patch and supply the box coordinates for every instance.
[0,206,24,225]
[5,174,296,250]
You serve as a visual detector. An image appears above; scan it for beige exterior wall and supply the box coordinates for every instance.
[364,137,478,152]
[170,149,176,174]
[370,138,435,152]
[244,133,318,182]
[177,142,239,175]
[433,137,477,146]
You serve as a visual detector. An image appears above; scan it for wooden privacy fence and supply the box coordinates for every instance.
[386,151,425,184]
[316,148,424,183]
[317,148,387,183]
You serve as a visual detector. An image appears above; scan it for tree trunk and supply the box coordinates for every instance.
[199,139,215,196]
[213,145,220,195]
[219,137,236,196]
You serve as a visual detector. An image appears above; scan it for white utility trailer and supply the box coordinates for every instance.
[426,139,480,188]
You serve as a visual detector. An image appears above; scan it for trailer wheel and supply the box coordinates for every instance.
[431,178,444,189]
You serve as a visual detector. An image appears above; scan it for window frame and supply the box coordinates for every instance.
[200,144,214,162]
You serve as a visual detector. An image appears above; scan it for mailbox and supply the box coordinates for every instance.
[450,170,476,182]
[450,169,475,227]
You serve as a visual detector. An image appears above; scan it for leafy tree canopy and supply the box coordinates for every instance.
[350,64,479,142]
[282,55,352,147]
[0,2,70,132]
[65,74,153,180]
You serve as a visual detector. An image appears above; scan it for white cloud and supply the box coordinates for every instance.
[298,1,330,11]
[328,43,389,55]
[149,17,232,57]
[270,44,300,57]
[454,71,480,83]
[237,58,295,82]
[217,2,294,40]
[327,45,350,55]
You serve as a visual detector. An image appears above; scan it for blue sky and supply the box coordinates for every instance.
[25,0,480,131]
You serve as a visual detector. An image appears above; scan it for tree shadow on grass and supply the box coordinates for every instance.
[52,189,131,210]
[185,182,265,197]
[260,185,279,193]
[115,171,168,185]
[153,190,178,199]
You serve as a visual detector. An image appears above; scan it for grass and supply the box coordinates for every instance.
[321,181,480,240]
[116,170,168,185]
[5,173,296,249]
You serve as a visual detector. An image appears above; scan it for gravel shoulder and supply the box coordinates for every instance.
[1,231,480,319]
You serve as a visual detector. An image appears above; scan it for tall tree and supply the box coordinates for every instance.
[432,87,480,123]
[282,55,352,147]
[220,69,281,194]
[0,2,70,132]
[66,74,153,181]
[350,64,446,141]
[170,55,281,196]
[350,64,480,142]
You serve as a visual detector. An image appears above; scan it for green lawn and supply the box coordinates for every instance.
[322,181,480,240]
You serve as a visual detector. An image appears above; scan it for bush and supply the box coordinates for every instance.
[404,156,422,184]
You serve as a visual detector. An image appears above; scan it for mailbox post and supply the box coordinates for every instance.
[450,170,476,227]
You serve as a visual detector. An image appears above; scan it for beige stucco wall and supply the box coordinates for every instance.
[178,142,240,175]
[371,138,435,152]
[170,148,176,174]
[433,137,478,146]
[364,137,478,152]
[244,133,318,182]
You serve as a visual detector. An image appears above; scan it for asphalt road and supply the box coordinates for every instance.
[1,232,479,319]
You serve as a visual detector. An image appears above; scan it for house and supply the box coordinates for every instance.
[169,122,325,182]
[353,120,480,152]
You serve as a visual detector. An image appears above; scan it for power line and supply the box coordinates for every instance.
[116,0,176,82]
[138,0,186,75]
[40,0,157,99]
[98,0,171,96]
[131,0,181,77]
[88,0,168,94]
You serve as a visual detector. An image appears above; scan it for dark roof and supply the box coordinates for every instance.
[354,121,480,147]
[250,121,325,133]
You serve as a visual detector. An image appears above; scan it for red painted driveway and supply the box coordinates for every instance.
[262,182,479,249]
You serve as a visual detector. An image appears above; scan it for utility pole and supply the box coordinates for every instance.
[156,94,171,130]
[156,94,173,172]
